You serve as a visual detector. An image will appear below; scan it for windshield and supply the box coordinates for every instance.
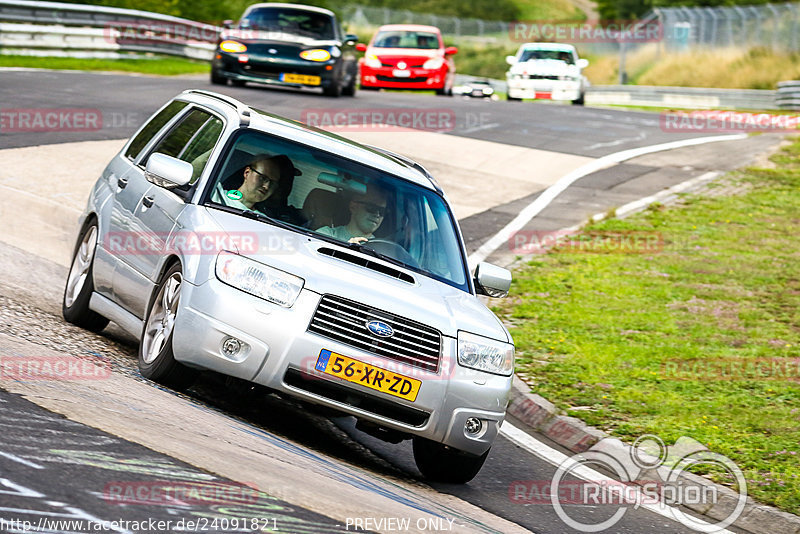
[373,30,440,49]
[519,49,575,64]
[204,130,469,291]
[239,8,335,40]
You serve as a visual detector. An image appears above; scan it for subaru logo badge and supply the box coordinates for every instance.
[366,320,394,338]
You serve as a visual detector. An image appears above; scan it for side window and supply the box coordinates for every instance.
[124,101,188,161]
[144,108,224,184]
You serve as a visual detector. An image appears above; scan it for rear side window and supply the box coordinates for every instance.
[124,101,188,161]
[145,108,224,184]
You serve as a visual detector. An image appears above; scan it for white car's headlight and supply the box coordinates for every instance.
[422,57,444,70]
[457,331,514,376]
[215,251,304,307]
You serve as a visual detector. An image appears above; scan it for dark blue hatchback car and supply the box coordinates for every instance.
[210,3,359,97]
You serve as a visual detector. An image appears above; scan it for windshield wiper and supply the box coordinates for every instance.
[208,204,311,235]
[344,241,409,270]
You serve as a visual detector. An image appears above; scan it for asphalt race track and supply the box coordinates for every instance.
[0,69,780,534]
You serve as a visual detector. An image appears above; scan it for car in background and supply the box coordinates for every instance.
[63,89,515,484]
[505,42,589,104]
[210,3,359,97]
[357,24,457,95]
[454,79,496,99]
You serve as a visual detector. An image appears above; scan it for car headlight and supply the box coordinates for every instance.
[364,54,381,68]
[457,331,514,376]
[215,251,304,308]
[422,57,444,70]
[219,40,247,53]
[300,49,331,62]
[482,88,493,95]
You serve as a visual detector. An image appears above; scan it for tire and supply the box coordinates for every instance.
[323,77,342,97]
[210,68,227,85]
[138,263,197,390]
[572,93,585,105]
[231,80,246,88]
[507,95,521,101]
[412,437,489,484]
[62,221,109,332]
[342,73,357,97]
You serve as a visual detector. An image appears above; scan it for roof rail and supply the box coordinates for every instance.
[182,89,252,127]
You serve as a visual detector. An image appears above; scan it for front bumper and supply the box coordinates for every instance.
[213,52,338,89]
[172,278,511,455]
[360,65,446,90]
[507,78,583,101]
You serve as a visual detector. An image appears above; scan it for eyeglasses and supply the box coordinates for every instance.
[248,167,280,186]
[355,201,386,217]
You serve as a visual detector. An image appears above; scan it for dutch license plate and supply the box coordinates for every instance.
[315,349,421,402]
[281,73,321,85]
[392,69,411,78]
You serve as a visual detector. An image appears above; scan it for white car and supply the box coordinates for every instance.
[505,43,589,104]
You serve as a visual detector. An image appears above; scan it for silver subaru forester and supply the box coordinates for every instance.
[63,90,514,483]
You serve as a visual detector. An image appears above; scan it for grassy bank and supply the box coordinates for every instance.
[0,55,209,76]
[584,46,800,89]
[495,138,800,512]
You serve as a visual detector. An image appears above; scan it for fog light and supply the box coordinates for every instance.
[221,337,243,357]
[465,417,482,435]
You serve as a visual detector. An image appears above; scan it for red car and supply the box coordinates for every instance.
[356,24,457,95]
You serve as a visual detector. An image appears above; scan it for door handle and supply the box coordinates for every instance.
[142,195,154,208]
[117,177,128,189]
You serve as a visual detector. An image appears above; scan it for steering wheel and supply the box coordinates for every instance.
[365,239,419,268]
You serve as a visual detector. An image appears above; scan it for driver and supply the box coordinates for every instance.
[317,183,388,244]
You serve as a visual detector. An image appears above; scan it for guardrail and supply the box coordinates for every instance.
[0,0,219,60]
[586,84,779,110]
[776,81,800,110]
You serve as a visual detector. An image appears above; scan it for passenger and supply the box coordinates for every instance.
[214,154,303,224]
[317,183,388,244]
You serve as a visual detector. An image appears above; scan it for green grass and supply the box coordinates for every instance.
[0,55,209,76]
[495,138,800,513]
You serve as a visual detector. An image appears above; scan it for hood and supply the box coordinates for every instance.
[204,208,510,343]
[510,59,581,76]
[370,47,441,58]
[222,29,339,48]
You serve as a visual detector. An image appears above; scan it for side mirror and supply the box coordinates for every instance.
[145,153,193,189]
[505,55,517,66]
[355,42,368,52]
[222,19,234,29]
[576,58,589,69]
[473,262,512,298]
[444,46,458,55]
[345,33,359,45]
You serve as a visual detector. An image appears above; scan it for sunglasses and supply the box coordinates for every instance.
[355,201,386,217]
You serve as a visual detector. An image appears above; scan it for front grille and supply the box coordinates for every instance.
[308,295,441,373]
[380,61,424,68]
[376,75,428,83]
[527,74,559,80]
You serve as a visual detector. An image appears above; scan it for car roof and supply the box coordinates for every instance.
[376,24,442,33]
[519,42,577,52]
[180,90,439,191]
[242,2,335,17]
